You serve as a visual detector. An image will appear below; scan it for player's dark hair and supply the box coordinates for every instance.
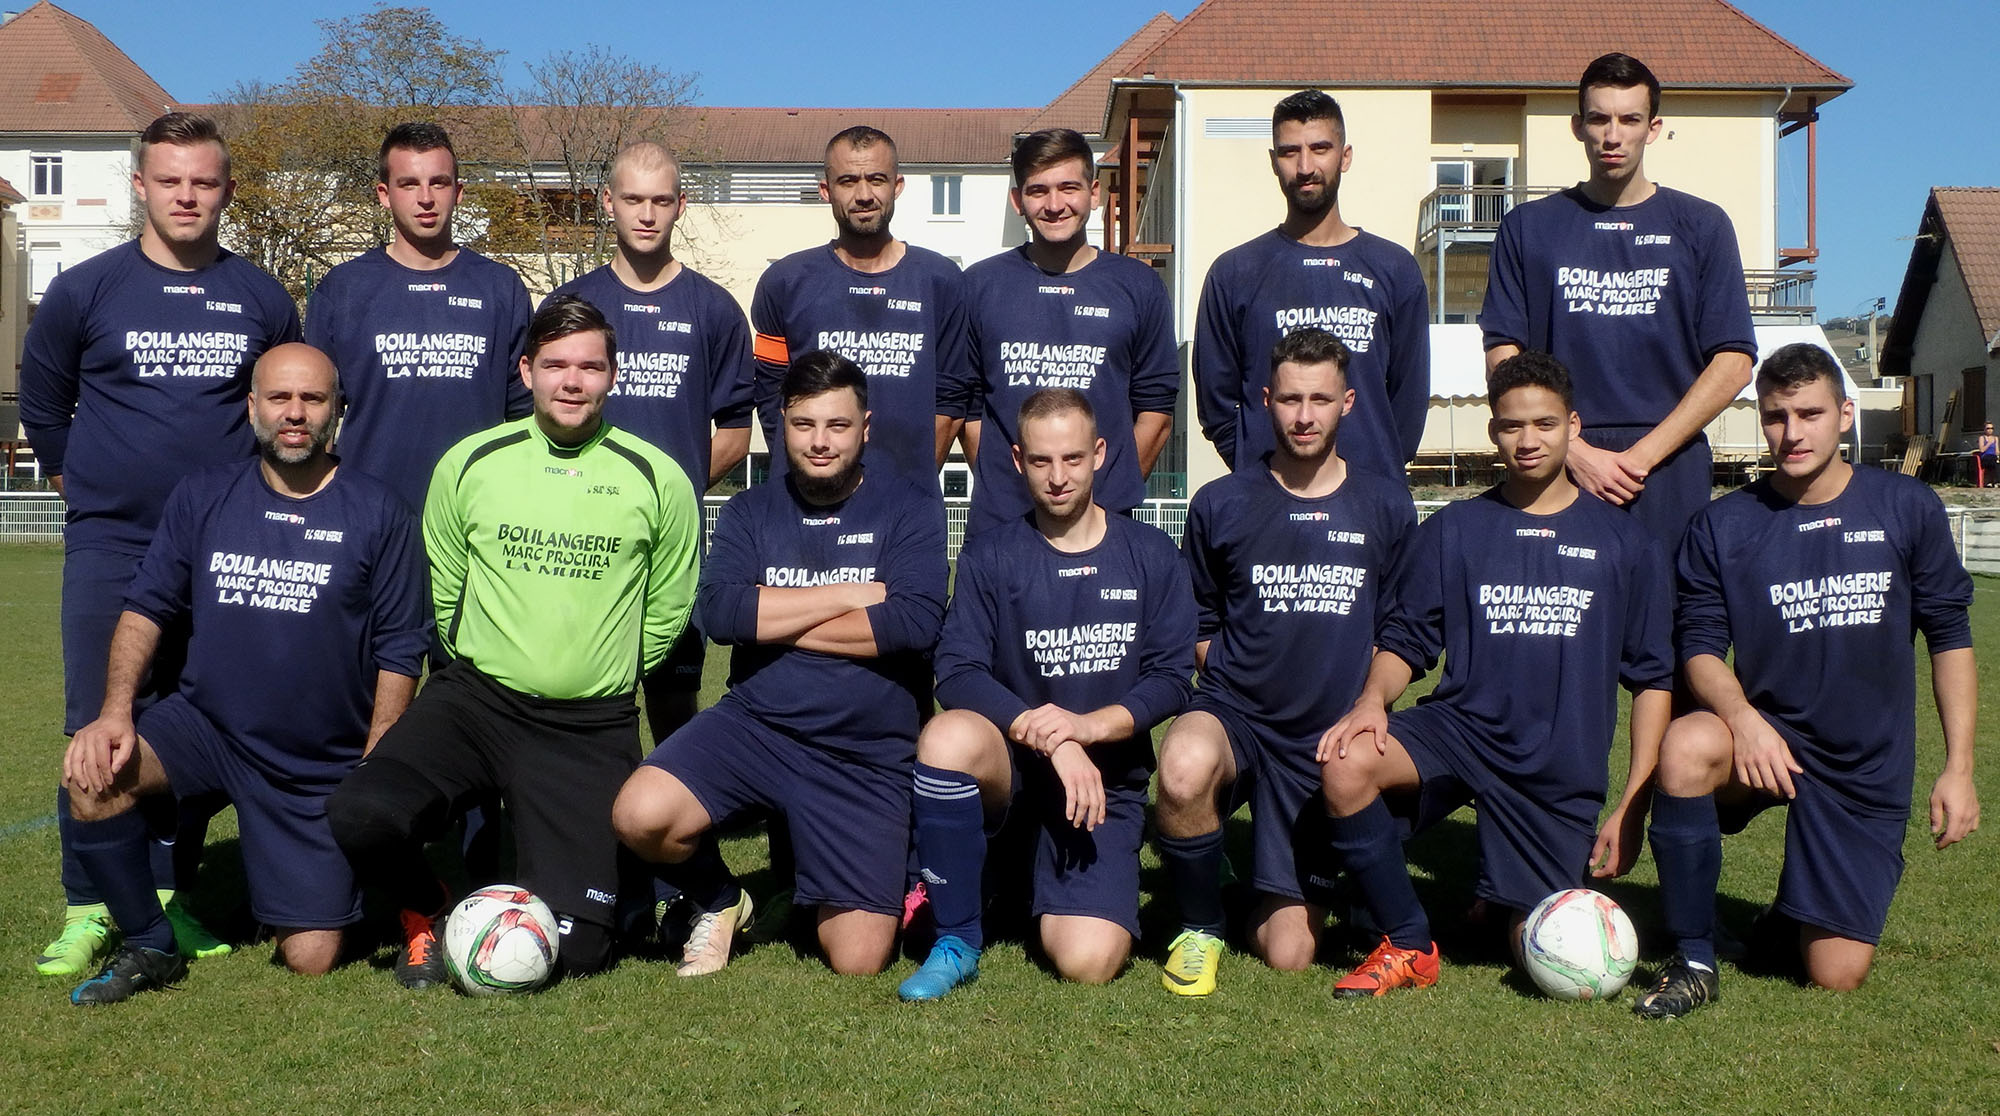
[378,121,459,183]
[1271,90,1345,138]
[1270,328,1352,378]
[1578,52,1661,119]
[1011,128,1094,187]
[1017,387,1096,431]
[139,112,229,175]
[1488,350,1575,411]
[826,126,897,168]
[1756,342,1846,402]
[782,349,869,412]
[524,295,618,371]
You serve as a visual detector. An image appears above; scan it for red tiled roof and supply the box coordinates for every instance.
[1027,12,1180,135]
[1118,0,1851,92]
[677,106,1035,165]
[1932,187,2000,347]
[0,173,22,203]
[0,2,176,133]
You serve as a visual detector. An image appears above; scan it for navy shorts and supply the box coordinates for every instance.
[60,545,184,735]
[138,693,359,929]
[644,701,909,916]
[992,747,1147,937]
[1720,774,1906,945]
[1585,426,1713,553]
[1194,696,1337,905]
[1389,703,1594,913]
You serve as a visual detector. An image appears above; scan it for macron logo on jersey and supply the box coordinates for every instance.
[1301,257,1341,268]
[624,302,662,314]
[1057,565,1098,578]
[1515,527,1558,539]
[407,283,448,293]
[162,284,206,296]
[1797,516,1842,533]
[263,510,306,526]
[802,515,842,527]
[849,285,888,297]
[1289,511,1331,522]
[1037,285,1076,296]
[1593,221,1636,232]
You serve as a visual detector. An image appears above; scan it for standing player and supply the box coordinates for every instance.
[1481,53,1757,549]
[1635,343,1978,1018]
[613,352,948,977]
[1194,91,1429,480]
[306,122,531,515]
[898,389,1193,1001]
[1319,351,1672,997]
[61,344,429,1004]
[752,126,971,492]
[326,297,701,985]
[1154,329,1415,996]
[20,111,299,977]
[955,128,1178,537]
[549,140,755,739]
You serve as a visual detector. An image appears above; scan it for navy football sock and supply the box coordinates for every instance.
[1326,798,1429,950]
[72,808,174,954]
[669,833,740,915]
[1648,791,1721,969]
[57,785,99,906]
[913,763,987,949]
[1157,828,1227,937]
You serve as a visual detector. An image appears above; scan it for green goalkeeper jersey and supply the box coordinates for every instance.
[423,416,700,699]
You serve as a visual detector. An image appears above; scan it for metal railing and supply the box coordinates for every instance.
[1743,269,1817,319]
[1416,184,1560,242]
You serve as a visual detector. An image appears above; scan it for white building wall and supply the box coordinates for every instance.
[0,134,138,298]
[1906,240,1994,441]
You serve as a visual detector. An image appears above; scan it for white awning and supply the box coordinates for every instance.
[1427,323,1861,401]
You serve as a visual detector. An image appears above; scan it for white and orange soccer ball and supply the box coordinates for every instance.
[443,885,559,996]
[1520,888,1640,1001]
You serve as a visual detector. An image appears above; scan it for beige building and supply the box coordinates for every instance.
[1883,187,2000,457]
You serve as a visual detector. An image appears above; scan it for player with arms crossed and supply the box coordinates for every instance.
[549,140,755,740]
[898,388,1193,1001]
[1194,91,1428,480]
[1154,328,1415,996]
[306,122,532,515]
[614,351,947,977]
[752,126,971,491]
[1635,343,1978,1018]
[62,344,429,1003]
[1481,53,1756,548]
[21,110,299,976]
[954,128,1177,537]
[1320,351,1672,997]
[327,297,700,985]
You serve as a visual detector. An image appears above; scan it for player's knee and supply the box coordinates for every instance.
[276,930,341,976]
[64,784,134,824]
[1049,937,1129,985]
[1156,733,1224,807]
[914,710,993,771]
[611,770,704,861]
[325,760,427,857]
[1806,960,1870,992]
[1319,753,1379,814]
[1257,931,1316,972]
[818,913,895,975]
[1657,713,1733,796]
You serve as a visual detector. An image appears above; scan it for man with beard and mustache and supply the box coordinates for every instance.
[1152,329,1415,996]
[896,389,1194,1002]
[1193,91,1429,479]
[62,344,431,1004]
[615,351,948,978]
[751,126,971,493]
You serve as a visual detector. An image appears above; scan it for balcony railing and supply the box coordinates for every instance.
[1743,269,1817,319]
[1417,184,1560,243]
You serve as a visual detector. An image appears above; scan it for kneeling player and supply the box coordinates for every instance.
[63,345,429,1003]
[1320,351,1672,996]
[1154,329,1414,995]
[899,389,1193,1000]
[1635,343,1978,1018]
[614,351,948,976]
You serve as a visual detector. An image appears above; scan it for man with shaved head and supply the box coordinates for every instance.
[62,343,431,1004]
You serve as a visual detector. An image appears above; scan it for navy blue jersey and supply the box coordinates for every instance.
[956,247,1178,535]
[1188,462,1416,742]
[934,513,1195,783]
[549,265,755,498]
[1194,230,1429,477]
[1378,488,1673,824]
[305,247,532,512]
[750,244,969,493]
[699,472,948,761]
[1480,186,1756,431]
[122,460,431,790]
[19,242,301,553]
[1677,468,1974,813]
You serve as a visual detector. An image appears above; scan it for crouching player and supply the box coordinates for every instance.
[614,351,948,977]
[1320,351,1672,996]
[1635,343,1979,1017]
[1154,329,1415,995]
[63,344,429,1003]
[898,389,1193,1000]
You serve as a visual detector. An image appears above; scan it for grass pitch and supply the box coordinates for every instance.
[1,542,1996,1115]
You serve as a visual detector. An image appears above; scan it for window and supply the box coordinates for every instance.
[931,175,961,217]
[30,154,61,197]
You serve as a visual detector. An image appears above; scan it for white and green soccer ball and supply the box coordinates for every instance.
[1521,888,1639,1001]
[443,885,559,996]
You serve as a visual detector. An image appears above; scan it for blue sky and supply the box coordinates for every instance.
[50,0,1998,320]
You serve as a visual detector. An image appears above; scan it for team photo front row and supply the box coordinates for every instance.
[55,300,1978,1017]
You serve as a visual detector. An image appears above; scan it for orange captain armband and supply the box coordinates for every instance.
[753,332,789,366]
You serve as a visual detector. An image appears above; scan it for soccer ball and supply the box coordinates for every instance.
[1520,888,1639,1001]
[443,886,559,996]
